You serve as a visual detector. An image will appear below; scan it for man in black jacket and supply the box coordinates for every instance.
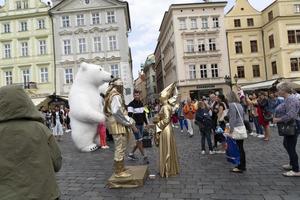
[127,89,149,164]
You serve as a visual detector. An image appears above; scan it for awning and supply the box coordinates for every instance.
[291,80,300,89]
[241,80,278,91]
[31,97,47,106]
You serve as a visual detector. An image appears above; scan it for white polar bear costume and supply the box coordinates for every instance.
[69,62,112,152]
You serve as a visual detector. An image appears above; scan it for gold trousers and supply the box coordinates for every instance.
[112,134,128,161]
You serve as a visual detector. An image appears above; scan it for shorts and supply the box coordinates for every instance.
[134,125,144,141]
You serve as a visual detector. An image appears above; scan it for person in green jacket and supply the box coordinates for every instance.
[0,85,62,200]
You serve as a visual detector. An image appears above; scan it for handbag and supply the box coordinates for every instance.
[277,120,296,136]
[232,103,248,140]
[263,111,273,122]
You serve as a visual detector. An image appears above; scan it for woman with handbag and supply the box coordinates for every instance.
[257,92,271,141]
[226,91,247,173]
[273,82,300,177]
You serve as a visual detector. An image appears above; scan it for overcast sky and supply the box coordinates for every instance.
[0,0,275,79]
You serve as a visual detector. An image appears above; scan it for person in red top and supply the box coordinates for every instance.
[183,97,196,137]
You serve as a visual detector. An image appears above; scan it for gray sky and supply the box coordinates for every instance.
[0,0,275,79]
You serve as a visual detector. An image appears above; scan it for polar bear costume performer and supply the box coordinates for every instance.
[69,62,113,152]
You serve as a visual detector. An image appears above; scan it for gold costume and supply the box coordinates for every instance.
[155,83,180,178]
[104,79,133,178]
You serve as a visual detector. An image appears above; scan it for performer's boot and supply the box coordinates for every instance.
[114,160,131,178]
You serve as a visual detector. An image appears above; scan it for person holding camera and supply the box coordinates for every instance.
[183,97,196,138]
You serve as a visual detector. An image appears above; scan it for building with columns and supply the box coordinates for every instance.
[50,0,133,103]
[155,2,230,101]
[225,0,300,85]
[0,0,55,99]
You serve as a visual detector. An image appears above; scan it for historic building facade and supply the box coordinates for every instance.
[143,54,157,103]
[155,2,230,101]
[0,0,55,98]
[226,0,300,85]
[50,0,133,103]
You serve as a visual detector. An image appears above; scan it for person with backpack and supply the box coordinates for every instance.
[196,101,215,155]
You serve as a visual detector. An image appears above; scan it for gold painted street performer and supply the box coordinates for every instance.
[104,78,138,178]
[153,82,180,178]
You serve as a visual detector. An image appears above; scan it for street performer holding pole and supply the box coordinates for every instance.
[104,78,138,178]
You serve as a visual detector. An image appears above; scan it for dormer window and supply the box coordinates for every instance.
[85,0,90,4]
[16,1,21,9]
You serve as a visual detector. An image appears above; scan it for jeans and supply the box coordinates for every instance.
[236,140,246,170]
[283,134,299,172]
[179,118,188,130]
[134,125,144,141]
[253,116,263,135]
[200,129,213,151]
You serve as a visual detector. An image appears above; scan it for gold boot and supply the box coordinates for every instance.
[114,160,131,178]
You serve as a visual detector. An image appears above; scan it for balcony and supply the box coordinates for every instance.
[183,50,221,59]
[13,82,38,89]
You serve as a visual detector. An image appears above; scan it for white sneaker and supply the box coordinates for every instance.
[257,135,265,138]
[181,130,183,133]
[209,150,215,155]
[216,150,226,154]
[201,150,205,155]
[249,132,254,136]
[252,132,257,137]
[101,145,110,149]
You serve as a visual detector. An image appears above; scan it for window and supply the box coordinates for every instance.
[235,41,243,54]
[16,1,21,9]
[250,40,258,53]
[191,18,197,29]
[77,14,85,26]
[272,61,277,75]
[65,68,73,84]
[20,21,27,31]
[179,19,186,29]
[200,64,207,78]
[38,19,45,29]
[23,0,28,9]
[268,11,273,21]
[85,0,90,4]
[291,58,299,72]
[107,10,116,23]
[39,40,46,55]
[62,16,70,28]
[78,38,86,53]
[237,66,245,78]
[152,75,155,82]
[21,42,28,57]
[186,40,194,52]
[295,4,300,13]
[92,13,100,25]
[202,18,208,29]
[247,18,254,26]
[234,19,241,27]
[213,17,219,28]
[4,44,11,58]
[209,38,216,51]
[22,69,30,86]
[4,71,13,85]
[189,64,196,79]
[3,23,10,33]
[40,68,48,83]
[211,64,218,78]
[108,35,117,51]
[111,64,119,78]
[287,30,300,44]
[269,34,274,49]
[198,39,205,52]
[252,65,260,77]
[63,40,71,55]
[94,37,102,52]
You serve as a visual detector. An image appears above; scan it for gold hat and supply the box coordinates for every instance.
[160,82,177,102]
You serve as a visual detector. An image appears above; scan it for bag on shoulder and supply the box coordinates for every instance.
[232,103,248,140]
[277,120,296,136]
[263,111,273,122]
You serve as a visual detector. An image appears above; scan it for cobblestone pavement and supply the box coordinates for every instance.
[56,126,300,200]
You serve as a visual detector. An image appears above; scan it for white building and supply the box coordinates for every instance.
[155,2,230,100]
[50,0,133,103]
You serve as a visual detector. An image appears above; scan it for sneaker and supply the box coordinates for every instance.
[257,135,265,138]
[201,150,205,155]
[252,133,257,137]
[101,145,110,149]
[189,134,194,138]
[143,156,149,164]
[209,150,215,155]
[181,130,183,133]
[249,132,254,136]
[128,154,138,161]
[216,150,226,154]
[283,170,300,177]
[282,164,293,171]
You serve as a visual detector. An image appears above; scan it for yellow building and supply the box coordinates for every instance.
[226,0,300,85]
[0,0,55,100]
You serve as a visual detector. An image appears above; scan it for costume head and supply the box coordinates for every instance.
[159,82,178,106]
[108,78,124,94]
